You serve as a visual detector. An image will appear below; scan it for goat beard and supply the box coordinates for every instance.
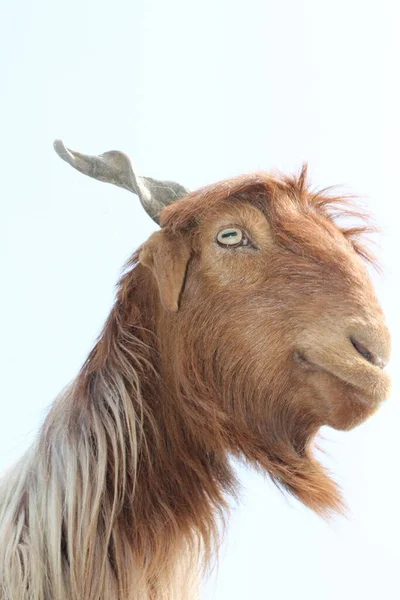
[227,388,345,517]
[171,359,344,518]
[202,351,345,517]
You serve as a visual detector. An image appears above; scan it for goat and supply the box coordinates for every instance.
[0,140,391,600]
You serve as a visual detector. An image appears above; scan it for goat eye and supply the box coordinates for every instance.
[216,227,248,248]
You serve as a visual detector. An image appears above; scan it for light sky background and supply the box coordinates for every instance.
[1,1,399,598]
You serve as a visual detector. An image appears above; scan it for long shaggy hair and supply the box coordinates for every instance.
[0,168,389,600]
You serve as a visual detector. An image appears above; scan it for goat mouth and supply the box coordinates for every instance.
[294,350,372,405]
[294,351,324,372]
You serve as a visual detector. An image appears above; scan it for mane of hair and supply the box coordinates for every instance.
[0,250,233,599]
[0,167,375,600]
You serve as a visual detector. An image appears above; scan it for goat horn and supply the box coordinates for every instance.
[53,139,190,224]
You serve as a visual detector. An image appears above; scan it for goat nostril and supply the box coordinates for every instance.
[351,338,385,368]
[351,338,373,363]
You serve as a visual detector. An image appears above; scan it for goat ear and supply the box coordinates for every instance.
[139,231,190,312]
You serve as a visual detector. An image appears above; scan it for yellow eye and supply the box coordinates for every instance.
[216,227,247,248]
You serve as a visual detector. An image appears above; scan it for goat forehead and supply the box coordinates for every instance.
[200,202,271,235]
[269,205,363,263]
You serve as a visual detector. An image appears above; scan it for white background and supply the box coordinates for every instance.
[1,1,399,598]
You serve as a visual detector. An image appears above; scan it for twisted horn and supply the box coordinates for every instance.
[53,140,189,224]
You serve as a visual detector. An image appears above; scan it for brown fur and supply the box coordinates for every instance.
[0,166,391,599]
